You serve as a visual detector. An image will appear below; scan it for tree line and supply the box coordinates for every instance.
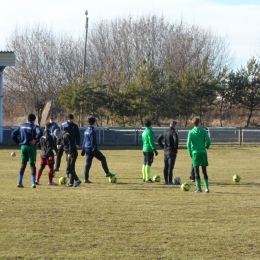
[3,15,260,127]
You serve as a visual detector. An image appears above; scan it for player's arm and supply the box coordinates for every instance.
[149,132,158,155]
[187,132,192,156]
[75,124,80,147]
[205,131,211,149]
[11,127,20,144]
[157,134,164,149]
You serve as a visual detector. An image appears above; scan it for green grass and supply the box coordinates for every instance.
[1,145,260,260]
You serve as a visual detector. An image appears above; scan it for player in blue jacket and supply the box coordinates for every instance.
[11,113,43,188]
[81,117,114,183]
[49,117,60,154]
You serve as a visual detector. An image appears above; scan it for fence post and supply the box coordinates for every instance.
[239,128,243,146]
[99,128,104,145]
[135,129,139,145]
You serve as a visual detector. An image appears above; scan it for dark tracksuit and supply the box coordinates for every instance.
[55,121,80,170]
[157,127,179,183]
[61,132,79,185]
[82,125,109,180]
[36,129,55,183]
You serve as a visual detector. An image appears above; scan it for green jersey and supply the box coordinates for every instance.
[142,127,157,153]
[187,127,211,156]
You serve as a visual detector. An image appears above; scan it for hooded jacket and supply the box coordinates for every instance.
[187,127,211,155]
[157,127,179,154]
[38,129,54,158]
[142,127,157,153]
[82,125,97,152]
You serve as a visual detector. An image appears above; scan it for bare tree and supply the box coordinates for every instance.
[4,24,84,125]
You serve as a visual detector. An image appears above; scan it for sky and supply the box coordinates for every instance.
[1,0,260,70]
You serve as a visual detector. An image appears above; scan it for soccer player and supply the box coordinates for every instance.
[11,113,43,188]
[157,120,179,185]
[36,122,57,185]
[54,114,80,175]
[187,118,211,193]
[142,120,158,183]
[49,117,60,155]
[58,127,81,187]
[81,117,115,183]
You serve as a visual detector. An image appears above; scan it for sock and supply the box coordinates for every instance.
[204,179,209,190]
[32,175,36,185]
[18,174,23,185]
[36,169,43,182]
[195,179,201,191]
[142,165,146,180]
[48,169,54,183]
[145,166,151,180]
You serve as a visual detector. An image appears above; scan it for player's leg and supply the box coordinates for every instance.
[54,145,64,171]
[68,153,81,187]
[95,150,113,177]
[36,158,46,184]
[28,146,37,187]
[168,154,176,184]
[84,150,94,182]
[193,166,202,192]
[47,157,56,185]
[145,152,154,182]
[142,153,147,181]
[17,145,28,187]
[163,155,169,184]
[190,165,195,181]
[192,153,202,192]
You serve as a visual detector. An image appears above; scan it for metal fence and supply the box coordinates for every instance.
[3,127,260,146]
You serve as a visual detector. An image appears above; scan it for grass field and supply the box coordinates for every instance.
[1,145,260,260]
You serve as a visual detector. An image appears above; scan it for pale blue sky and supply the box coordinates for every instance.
[1,0,260,70]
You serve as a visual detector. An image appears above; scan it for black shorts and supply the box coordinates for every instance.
[143,152,154,166]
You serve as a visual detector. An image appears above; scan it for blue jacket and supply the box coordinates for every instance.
[82,126,97,152]
[12,122,43,145]
[50,122,60,139]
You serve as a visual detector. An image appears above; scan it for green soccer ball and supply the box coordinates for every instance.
[59,177,67,185]
[181,183,190,191]
[233,175,241,182]
[152,175,161,182]
[109,175,117,183]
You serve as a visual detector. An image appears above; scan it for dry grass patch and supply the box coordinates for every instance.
[0,146,260,259]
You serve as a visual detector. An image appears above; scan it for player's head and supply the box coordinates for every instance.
[67,114,74,123]
[46,122,52,130]
[144,120,152,128]
[49,117,54,123]
[193,118,201,127]
[28,113,36,122]
[54,128,61,138]
[170,120,177,128]
[88,117,96,125]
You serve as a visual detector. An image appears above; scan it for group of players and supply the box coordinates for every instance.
[11,113,115,188]
[12,114,211,192]
[142,118,211,193]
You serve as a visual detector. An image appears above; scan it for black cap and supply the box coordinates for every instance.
[67,114,74,119]
[28,113,36,122]
[144,120,151,127]
[88,117,96,125]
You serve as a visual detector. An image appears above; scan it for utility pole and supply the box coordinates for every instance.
[83,10,89,74]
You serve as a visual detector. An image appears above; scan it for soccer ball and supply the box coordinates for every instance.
[181,183,190,191]
[11,152,16,157]
[109,175,117,183]
[59,177,67,185]
[173,177,181,185]
[233,175,241,182]
[152,175,161,182]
